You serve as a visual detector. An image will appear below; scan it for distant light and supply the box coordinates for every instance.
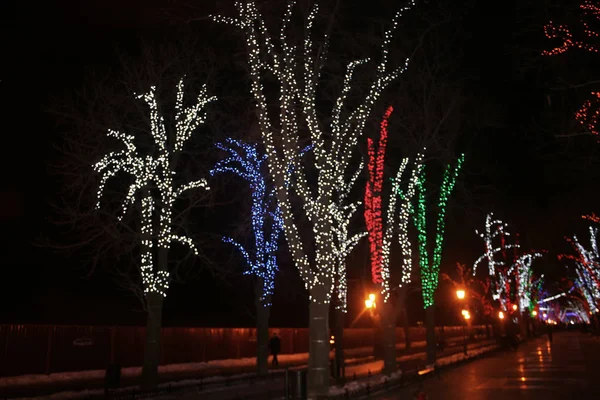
[369,293,375,301]
[456,290,466,300]
[512,304,518,311]
[365,299,374,309]
[499,311,505,320]
[532,311,538,317]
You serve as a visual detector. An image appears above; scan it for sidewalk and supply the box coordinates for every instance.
[165,339,498,400]
[0,335,484,399]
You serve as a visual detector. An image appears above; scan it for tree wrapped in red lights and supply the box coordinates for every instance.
[363,106,423,373]
[543,1,600,135]
[364,106,393,284]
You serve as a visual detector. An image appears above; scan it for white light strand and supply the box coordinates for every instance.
[513,252,543,310]
[93,77,214,297]
[473,213,519,276]
[395,151,424,288]
[212,0,417,304]
[332,161,368,312]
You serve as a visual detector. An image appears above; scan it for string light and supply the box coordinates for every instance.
[473,213,520,276]
[543,1,600,135]
[364,107,424,302]
[395,152,424,289]
[512,253,544,311]
[212,0,416,304]
[93,77,215,297]
[414,154,464,309]
[365,106,393,284]
[560,225,600,292]
[211,139,284,306]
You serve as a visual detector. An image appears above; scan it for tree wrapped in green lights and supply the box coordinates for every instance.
[413,154,464,363]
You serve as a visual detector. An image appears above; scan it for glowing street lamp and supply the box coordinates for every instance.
[512,304,518,311]
[462,310,471,320]
[365,293,376,309]
[532,310,538,317]
[456,289,466,300]
[498,311,505,320]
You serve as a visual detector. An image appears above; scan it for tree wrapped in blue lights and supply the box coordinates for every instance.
[413,154,464,363]
[211,138,283,375]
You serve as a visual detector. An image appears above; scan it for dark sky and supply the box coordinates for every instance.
[1,0,599,328]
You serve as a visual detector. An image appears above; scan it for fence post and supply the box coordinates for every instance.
[45,326,54,375]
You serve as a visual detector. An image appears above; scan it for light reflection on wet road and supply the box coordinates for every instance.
[375,331,600,400]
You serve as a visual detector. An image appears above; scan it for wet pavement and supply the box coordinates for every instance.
[376,331,600,400]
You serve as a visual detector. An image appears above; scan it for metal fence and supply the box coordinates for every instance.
[0,324,487,377]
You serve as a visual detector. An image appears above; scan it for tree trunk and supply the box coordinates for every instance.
[141,291,164,389]
[307,300,330,398]
[256,293,271,376]
[333,307,345,381]
[381,301,397,374]
[398,287,410,351]
[425,306,436,365]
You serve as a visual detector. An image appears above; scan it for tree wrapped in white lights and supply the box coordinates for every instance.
[560,225,600,316]
[212,1,416,394]
[94,78,215,388]
[210,138,283,375]
[510,253,544,312]
[472,213,520,310]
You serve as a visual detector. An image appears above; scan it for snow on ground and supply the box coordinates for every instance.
[326,341,499,397]
[4,354,373,400]
[1,336,481,400]
[1,337,471,391]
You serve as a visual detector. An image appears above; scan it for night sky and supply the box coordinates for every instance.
[1,0,599,328]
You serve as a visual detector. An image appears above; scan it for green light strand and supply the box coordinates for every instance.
[414,154,464,309]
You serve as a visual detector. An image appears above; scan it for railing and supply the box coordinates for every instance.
[0,324,491,377]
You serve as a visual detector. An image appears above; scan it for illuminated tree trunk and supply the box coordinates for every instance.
[425,306,436,364]
[256,283,271,376]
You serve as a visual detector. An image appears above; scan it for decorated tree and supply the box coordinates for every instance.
[330,155,367,378]
[472,213,521,311]
[413,154,464,363]
[364,106,423,372]
[212,1,416,393]
[210,138,283,375]
[94,78,215,388]
[560,225,600,321]
[543,1,600,136]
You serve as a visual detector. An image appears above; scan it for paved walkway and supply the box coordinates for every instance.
[376,331,600,400]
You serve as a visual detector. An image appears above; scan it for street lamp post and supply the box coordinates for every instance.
[456,289,468,355]
[461,310,470,355]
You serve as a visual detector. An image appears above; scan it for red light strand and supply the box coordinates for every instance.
[364,106,393,284]
[543,1,600,135]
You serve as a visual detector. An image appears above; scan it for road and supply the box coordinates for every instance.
[376,331,600,400]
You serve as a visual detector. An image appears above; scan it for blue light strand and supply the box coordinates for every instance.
[211,138,283,306]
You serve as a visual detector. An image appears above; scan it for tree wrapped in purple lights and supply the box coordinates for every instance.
[211,138,283,375]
